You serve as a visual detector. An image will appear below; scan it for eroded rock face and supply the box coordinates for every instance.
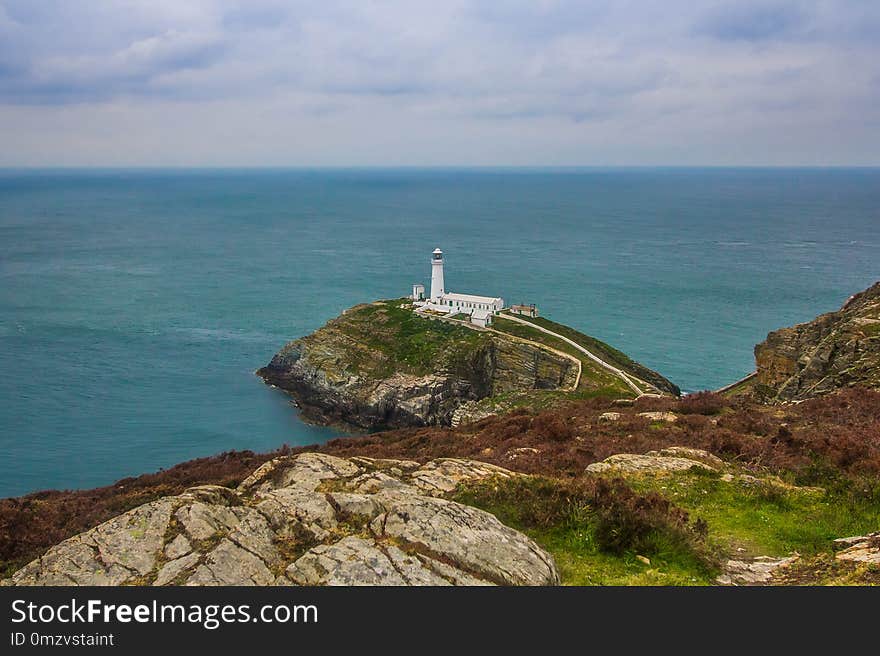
[754,281,880,401]
[8,454,559,587]
[585,447,723,475]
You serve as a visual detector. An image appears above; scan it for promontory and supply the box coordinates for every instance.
[257,298,680,430]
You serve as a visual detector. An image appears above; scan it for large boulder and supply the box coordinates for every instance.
[7,454,559,587]
[585,446,723,475]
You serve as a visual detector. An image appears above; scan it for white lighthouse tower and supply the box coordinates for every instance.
[430,248,445,300]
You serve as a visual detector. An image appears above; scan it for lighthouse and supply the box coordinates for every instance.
[430,248,445,300]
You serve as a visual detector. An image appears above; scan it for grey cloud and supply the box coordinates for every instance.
[695,2,806,42]
[0,0,877,165]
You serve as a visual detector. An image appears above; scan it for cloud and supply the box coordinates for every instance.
[0,0,878,164]
[695,2,806,42]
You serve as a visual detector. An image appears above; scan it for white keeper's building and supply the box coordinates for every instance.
[411,248,504,327]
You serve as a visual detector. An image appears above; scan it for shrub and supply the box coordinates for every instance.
[589,478,709,558]
[678,391,727,415]
[455,475,714,568]
[531,412,574,441]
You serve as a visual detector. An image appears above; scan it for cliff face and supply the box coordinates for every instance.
[754,282,880,401]
[258,300,577,429]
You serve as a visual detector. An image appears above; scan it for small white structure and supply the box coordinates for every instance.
[510,303,538,318]
[470,308,494,328]
[430,248,445,299]
[411,248,504,327]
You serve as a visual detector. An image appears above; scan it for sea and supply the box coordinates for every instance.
[1,168,878,497]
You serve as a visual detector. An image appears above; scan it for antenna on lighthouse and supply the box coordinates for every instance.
[430,248,445,300]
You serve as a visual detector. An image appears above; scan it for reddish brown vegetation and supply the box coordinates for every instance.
[0,450,281,577]
[2,387,880,576]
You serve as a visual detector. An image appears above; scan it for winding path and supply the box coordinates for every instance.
[496,314,652,396]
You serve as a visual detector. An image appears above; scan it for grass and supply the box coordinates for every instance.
[624,470,880,562]
[499,312,679,395]
[453,467,880,586]
[334,300,491,377]
[453,475,719,586]
[492,315,634,398]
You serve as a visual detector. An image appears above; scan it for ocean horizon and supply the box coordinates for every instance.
[1,167,878,497]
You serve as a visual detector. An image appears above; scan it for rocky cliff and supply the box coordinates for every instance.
[258,300,579,429]
[754,282,880,401]
[5,454,558,586]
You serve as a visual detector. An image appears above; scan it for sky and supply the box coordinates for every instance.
[1,0,879,166]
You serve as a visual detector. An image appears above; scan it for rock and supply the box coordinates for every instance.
[586,447,722,475]
[637,411,677,423]
[256,301,579,429]
[636,555,651,565]
[598,412,621,423]
[409,458,516,496]
[832,532,880,548]
[369,494,558,586]
[834,533,880,564]
[8,454,557,587]
[650,446,724,469]
[451,400,501,428]
[754,281,880,401]
[256,300,677,429]
[164,534,192,560]
[612,398,634,407]
[238,452,362,496]
[716,555,799,586]
[505,447,540,461]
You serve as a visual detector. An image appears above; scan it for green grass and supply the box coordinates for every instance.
[334,300,491,377]
[625,471,880,558]
[453,476,718,586]
[453,469,880,586]
[499,312,679,395]
[526,525,712,585]
[492,315,634,398]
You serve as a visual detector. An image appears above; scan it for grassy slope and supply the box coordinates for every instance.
[331,300,490,377]
[456,468,880,586]
[499,312,680,395]
[492,315,634,398]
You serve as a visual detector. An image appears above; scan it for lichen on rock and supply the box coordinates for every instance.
[8,454,559,587]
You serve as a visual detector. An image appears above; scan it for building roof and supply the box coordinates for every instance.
[471,308,493,319]
[441,292,503,304]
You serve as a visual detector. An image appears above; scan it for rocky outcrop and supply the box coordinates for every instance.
[833,532,880,565]
[637,411,678,423]
[753,282,880,401]
[6,454,559,587]
[716,555,799,586]
[257,301,577,429]
[585,446,724,475]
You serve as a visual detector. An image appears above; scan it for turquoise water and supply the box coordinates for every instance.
[1,168,878,497]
